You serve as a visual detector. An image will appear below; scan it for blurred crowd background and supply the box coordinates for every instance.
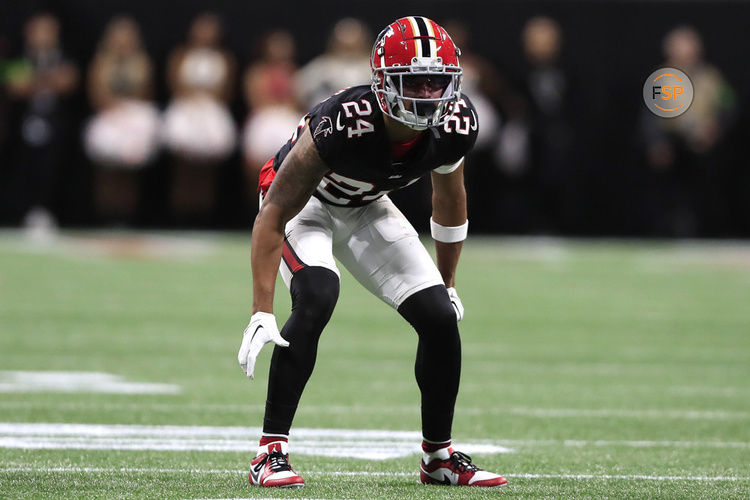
[1,1,749,238]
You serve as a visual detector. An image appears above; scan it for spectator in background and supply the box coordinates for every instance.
[641,26,737,236]
[4,12,78,236]
[163,12,237,222]
[441,20,501,150]
[496,16,575,233]
[0,33,11,151]
[0,34,12,214]
[439,20,507,233]
[85,16,160,223]
[242,30,300,203]
[295,18,371,109]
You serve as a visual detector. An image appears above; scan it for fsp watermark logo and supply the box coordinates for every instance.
[643,68,693,118]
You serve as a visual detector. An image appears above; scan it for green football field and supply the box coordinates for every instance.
[1,231,749,499]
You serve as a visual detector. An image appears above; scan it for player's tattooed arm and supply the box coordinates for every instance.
[251,125,330,314]
[430,162,467,288]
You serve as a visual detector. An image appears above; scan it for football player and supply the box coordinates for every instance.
[238,16,507,488]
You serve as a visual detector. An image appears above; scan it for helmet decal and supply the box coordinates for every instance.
[406,16,436,58]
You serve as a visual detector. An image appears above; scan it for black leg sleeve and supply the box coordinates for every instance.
[262,266,340,435]
[397,285,461,442]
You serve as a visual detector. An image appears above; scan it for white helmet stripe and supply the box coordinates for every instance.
[421,17,438,58]
[407,16,422,57]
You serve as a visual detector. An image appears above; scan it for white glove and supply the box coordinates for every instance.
[447,287,464,322]
[238,312,289,380]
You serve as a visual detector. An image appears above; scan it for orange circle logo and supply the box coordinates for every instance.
[643,68,693,118]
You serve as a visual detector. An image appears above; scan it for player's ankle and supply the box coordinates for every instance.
[258,434,289,455]
[422,438,452,462]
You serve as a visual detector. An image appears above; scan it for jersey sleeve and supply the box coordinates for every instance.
[433,156,464,174]
[433,95,479,169]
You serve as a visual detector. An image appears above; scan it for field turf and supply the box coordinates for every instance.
[1,231,749,499]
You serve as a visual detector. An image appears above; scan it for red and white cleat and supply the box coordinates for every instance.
[420,448,507,487]
[248,441,304,488]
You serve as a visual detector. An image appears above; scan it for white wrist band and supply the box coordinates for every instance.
[430,217,468,243]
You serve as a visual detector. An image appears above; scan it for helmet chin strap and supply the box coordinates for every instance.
[395,102,430,130]
[394,98,448,130]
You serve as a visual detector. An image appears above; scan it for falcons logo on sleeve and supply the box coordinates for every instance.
[314,116,333,138]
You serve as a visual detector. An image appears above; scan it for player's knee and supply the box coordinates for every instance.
[426,296,459,336]
[290,266,340,325]
[398,285,457,334]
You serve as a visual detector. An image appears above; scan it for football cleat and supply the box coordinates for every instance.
[248,441,304,488]
[420,448,508,487]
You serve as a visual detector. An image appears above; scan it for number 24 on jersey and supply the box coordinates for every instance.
[339,100,375,138]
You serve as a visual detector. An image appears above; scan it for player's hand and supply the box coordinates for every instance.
[447,287,464,321]
[238,312,289,380]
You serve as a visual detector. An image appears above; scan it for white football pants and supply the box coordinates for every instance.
[278,195,444,309]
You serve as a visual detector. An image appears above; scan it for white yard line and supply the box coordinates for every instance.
[563,439,750,449]
[1,466,748,483]
[0,401,268,412]
[499,438,750,449]
[505,473,750,482]
[501,408,750,420]
[0,423,511,460]
[0,423,748,455]
[0,371,180,395]
[669,386,750,397]
[2,400,748,420]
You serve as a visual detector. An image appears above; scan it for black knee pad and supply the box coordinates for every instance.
[289,266,340,327]
[397,284,457,335]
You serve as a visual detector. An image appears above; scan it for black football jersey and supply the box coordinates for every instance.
[270,85,478,207]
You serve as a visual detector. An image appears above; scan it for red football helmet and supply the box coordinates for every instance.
[371,16,463,130]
